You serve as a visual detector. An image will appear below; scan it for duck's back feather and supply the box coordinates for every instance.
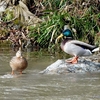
[69,40,96,51]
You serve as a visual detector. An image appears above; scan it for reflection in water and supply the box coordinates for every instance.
[0,47,100,100]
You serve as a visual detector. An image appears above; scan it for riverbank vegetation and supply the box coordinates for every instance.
[0,0,100,51]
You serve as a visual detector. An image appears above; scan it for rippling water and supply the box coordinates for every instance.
[0,47,100,100]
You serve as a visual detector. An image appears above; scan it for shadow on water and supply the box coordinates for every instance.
[0,47,100,100]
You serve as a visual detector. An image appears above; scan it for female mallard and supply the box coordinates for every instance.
[10,47,28,74]
[56,25,99,64]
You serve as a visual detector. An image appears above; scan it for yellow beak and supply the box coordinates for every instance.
[55,34,63,43]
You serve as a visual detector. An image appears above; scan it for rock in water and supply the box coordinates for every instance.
[40,58,100,74]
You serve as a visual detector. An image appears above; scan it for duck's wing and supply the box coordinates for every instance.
[70,40,96,51]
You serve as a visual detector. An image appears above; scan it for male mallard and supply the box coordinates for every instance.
[10,47,28,75]
[56,25,99,64]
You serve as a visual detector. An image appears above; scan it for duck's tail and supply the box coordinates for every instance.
[92,47,99,52]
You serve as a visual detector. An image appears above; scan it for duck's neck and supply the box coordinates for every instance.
[62,37,73,45]
[16,48,22,57]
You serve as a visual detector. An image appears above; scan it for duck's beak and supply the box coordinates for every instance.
[55,34,63,43]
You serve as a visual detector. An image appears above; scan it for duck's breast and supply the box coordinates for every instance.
[10,56,28,71]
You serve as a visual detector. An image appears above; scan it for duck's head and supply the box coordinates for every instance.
[56,25,73,43]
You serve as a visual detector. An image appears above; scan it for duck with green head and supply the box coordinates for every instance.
[56,25,99,64]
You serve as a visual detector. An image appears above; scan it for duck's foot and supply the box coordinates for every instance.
[19,71,22,74]
[11,71,14,75]
[11,71,23,75]
[66,57,78,64]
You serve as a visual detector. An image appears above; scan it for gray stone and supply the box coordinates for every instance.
[40,57,100,74]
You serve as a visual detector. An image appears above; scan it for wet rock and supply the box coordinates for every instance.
[40,57,100,74]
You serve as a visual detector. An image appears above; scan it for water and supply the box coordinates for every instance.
[0,47,100,100]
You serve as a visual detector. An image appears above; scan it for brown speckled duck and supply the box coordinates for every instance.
[10,47,28,75]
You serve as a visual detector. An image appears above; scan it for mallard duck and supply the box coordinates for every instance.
[56,25,99,64]
[10,47,28,75]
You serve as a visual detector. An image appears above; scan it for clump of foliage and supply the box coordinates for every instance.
[2,10,14,22]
